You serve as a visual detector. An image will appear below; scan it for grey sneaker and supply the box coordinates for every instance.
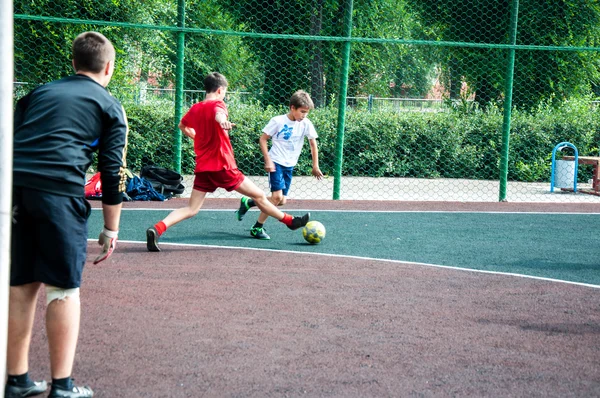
[4,380,47,398]
[48,385,93,398]
[250,227,271,240]
[146,226,161,252]
[235,197,251,221]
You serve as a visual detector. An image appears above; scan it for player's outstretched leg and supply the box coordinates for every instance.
[235,197,255,221]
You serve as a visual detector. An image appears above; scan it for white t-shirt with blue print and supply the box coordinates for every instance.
[263,114,318,167]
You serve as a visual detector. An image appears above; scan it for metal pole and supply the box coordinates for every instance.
[0,0,14,393]
[173,0,185,173]
[499,0,519,201]
[333,0,353,200]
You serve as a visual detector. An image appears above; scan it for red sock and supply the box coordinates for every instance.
[280,213,293,227]
[154,221,167,236]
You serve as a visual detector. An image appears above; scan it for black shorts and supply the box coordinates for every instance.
[11,187,91,289]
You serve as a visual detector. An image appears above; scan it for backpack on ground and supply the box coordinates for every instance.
[126,175,167,201]
[140,165,185,195]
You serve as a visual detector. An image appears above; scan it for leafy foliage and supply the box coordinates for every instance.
[406,0,600,109]
[14,0,260,92]
[121,99,600,183]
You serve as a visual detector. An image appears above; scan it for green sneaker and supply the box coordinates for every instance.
[236,197,251,221]
[250,227,270,240]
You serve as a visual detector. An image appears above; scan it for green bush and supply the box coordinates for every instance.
[125,102,176,173]
[119,98,600,183]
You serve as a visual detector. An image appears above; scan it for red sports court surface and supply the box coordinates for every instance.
[23,199,600,397]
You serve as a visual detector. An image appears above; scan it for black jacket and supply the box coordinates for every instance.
[13,74,128,205]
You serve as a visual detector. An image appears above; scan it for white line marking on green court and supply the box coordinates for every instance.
[93,208,600,215]
[88,239,600,289]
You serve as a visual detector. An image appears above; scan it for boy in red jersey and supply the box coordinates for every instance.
[146,72,309,251]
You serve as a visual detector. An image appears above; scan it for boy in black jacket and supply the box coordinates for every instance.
[7,31,128,398]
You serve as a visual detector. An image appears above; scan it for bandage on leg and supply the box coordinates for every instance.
[46,286,80,305]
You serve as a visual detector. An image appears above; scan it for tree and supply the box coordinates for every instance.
[350,0,434,98]
[14,0,176,88]
[221,0,432,107]
[14,0,261,97]
[514,0,600,107]
[220,0,341,107]
[405,0,600,109]
[175,0,262,93]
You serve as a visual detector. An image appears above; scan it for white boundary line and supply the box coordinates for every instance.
[90,239,600,289]
[92,208,600,215]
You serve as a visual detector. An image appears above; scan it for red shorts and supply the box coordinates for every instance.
[193,169,245,193]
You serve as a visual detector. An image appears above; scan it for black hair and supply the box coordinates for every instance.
[204,72,228,93]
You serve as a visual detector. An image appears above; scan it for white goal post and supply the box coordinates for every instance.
[0,0,14,394]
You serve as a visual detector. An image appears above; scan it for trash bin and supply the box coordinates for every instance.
[554,159,576,188]
[550,142,578,192]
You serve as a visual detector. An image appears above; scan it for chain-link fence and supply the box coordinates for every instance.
[13,0,600,202]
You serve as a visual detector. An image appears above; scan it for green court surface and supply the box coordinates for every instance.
[89,209,600,286]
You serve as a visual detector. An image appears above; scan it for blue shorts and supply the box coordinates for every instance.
[11,187,91,289]
[269,163,294,196]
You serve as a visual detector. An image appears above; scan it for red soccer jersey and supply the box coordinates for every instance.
[181,100,237,172]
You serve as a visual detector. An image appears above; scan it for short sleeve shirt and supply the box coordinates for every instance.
[263,115,318,167]
[181,100,237,172]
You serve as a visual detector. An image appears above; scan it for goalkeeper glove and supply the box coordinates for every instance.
[93,227,118,264]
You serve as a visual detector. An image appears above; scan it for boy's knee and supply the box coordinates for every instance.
[270,191,284,204]
[251,191,268,202]
[186,205,202,218]
[255,195,279,211]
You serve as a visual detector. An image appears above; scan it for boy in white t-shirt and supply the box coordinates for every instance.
[236,90,323,239]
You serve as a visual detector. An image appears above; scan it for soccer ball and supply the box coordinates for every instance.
[302,221,326,244]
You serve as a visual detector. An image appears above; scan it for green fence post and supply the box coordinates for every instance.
[499,0,519,201]
[173,0,185,173]
[333,0,353,200]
